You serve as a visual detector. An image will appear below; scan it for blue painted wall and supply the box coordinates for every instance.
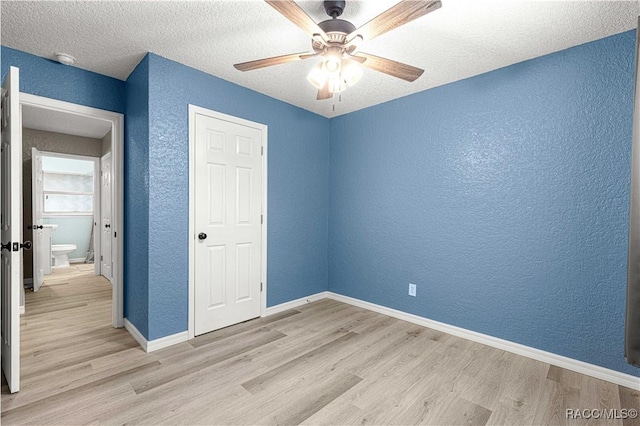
[1,46,125,113]
[144,54,329,340]
[124,55,151,337]
[328,30,638,376]
[4,30,639,377]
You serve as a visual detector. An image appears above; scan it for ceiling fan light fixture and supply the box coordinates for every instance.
[307,63,327,89]
[323,46,343,75]
[341,58,362,87]
[323,57,341,75]
[328,76,346,94]
[235,0,438,100]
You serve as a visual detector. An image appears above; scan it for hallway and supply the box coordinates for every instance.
[1,264,140,416]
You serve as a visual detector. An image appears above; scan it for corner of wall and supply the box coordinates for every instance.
[123,54,151,339]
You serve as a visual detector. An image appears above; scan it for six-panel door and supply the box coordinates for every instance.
[194,113,263,336]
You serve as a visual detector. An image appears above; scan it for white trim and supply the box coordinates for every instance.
[147,331,189,353]
[124,318,189,353]
[187,105,268,340]
[100,152,113,282]
[124,318,147,351]
[324,292,640,391]
[261,124,268,320]
[263,291,639,390]
[69,258,86,264]
[265,291,330,316]
[20,93,124,329]
[19,306,25,315]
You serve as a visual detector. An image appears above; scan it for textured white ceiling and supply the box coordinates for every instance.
[2,1,639,118]
[22,105,112,139]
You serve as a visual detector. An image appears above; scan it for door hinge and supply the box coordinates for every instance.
[261,146,264,156]
[100,255,103,261]
[261,214,263,225]
[260,282,263,292]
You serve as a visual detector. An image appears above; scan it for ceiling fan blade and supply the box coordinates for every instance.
[348,0,441,43]
[265,0,329,41]
[234,52,312,72]
[299,53,321,60]
[317,82,332,100]
[345,53,366,64]
[356,52,424,82]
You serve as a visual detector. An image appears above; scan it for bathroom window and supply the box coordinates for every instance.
[42,158,95,215]
[44,192,93,213]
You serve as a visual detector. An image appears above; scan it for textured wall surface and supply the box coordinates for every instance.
[124,55,151,338]
[4,32,639,377]
[22,128,102,277]
[1,46,125,114]
[329,30,639,376]
[145,54,329,340]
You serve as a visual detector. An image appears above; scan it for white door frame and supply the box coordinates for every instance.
[34,150,100,274]
[100,152,113,282]
[188,105,268,340]
[20,93,124,328]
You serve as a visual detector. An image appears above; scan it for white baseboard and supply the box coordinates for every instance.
[265,291,329,316]
[124,318,147,351]
[20,305,25,315]
[147,330,189,352]
[124,318,188,353]
[125,290,639,390]
[69,258,86,264]
[324,292,640,391]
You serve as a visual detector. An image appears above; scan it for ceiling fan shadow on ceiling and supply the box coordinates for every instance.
[233,0,442,101]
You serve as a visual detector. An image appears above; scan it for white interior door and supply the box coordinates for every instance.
[32,147,44,291]
[1,66,22,393]
[194,112,263,336]
[101,153,112,281]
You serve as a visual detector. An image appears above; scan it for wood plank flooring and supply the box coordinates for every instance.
[2,265,639,425]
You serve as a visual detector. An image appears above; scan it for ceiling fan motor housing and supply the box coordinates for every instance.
[314,18,356,49]
[324,0,346,18]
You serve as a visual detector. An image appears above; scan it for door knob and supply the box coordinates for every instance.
[198,232,207,240]
[1,241,31,251]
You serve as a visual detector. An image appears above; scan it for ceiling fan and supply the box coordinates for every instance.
[234,0,442,100]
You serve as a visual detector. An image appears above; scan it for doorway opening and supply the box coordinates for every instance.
[19,94,123,329]
[29,151,100,292]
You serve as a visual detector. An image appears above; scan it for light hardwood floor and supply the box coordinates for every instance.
[1,265,639,425]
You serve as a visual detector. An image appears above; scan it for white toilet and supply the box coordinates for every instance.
[51,244,77,268]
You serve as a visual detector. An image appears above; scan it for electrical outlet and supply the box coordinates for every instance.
[408,283,417,297]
